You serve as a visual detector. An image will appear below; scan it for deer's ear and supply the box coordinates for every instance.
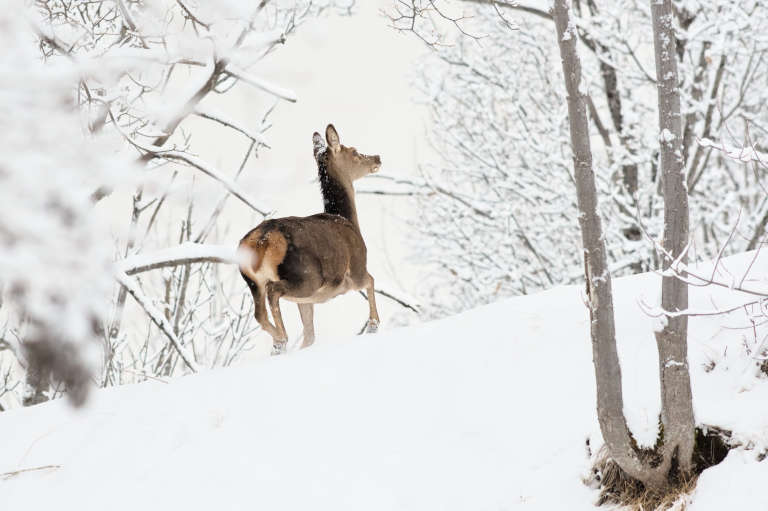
[326,124,340,153]
[312,132,326,161]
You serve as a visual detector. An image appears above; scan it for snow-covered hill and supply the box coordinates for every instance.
[1,254,767,510]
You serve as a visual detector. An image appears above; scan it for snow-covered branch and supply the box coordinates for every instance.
[697,138,768,166]
[385,0,768,318]
[1,0,356,409]
[118,243,239,276]
[225,65,298,103]
[194,107,270,147]
[152,151,271,216]
[114,271,200,373]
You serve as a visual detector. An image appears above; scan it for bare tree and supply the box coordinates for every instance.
[556,0,695,492]
[383,0,768,318]
[384,0,705,494]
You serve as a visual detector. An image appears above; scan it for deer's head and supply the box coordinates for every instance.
[313,124,381,181]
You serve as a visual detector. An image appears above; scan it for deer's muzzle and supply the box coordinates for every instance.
[371,155,381,173]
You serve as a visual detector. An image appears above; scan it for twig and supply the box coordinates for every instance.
[358,289,420,314]
[1,465,61,480]
[225,65,297,103]
[115,271,199,372]
[117,243,238,275]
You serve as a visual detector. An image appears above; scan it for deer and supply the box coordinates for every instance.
[237,124,381,355]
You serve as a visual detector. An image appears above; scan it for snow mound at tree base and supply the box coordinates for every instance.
[1,253,767,510]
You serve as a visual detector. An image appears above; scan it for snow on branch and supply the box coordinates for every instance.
[698,138,768,166]
[158,151,271,215]
[636,214,768,387]
[115,271,200,372]
[117,243,239,275]
[638,299,760,320]
[194,106,270,147]
[1,0,359,408]
[176,0,210,29]
[225,65,297,103]
[358,174,494,219]
[112,119,270,215]
[463,0,551,21]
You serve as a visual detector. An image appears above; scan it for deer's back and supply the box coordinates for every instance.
[239,213,368,302]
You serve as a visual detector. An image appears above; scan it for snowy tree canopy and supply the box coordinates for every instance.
[383,0,768,317]
[0,0,354,408]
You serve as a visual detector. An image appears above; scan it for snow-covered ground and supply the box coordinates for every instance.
[1,253,767,510]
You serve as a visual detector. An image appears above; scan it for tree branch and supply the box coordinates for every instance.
[194,107,270,147]
[115,271,200,372]
[117,243,238,276]
[463,0,552,21]
[358,288,420,314]
[225,65,298,103]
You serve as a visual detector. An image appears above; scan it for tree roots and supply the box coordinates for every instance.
[589,427,730,510]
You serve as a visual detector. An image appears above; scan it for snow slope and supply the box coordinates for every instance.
[1,254,767,510]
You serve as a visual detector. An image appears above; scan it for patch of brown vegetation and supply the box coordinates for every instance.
[590,427,730,510]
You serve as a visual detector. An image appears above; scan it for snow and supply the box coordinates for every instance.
[660,128,676,143]
[1,252,767,510]
[154,150,272,215]
[688,450,768,511]
[117,242,238,275]
[226,64,298,103]
[698,137,767,164]
[194,106,270,147]
[0,8,135,398]
[114,270,199,372]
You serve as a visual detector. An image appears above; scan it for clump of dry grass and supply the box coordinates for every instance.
[587,428,730,511]
[592,449,697,510]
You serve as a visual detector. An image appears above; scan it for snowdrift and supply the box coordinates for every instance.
[1,254,767,510]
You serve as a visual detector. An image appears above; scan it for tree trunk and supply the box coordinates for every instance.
[649,0,696,478]
[552,0,648,483]
[23,354,51,407]
[555,0,698,492]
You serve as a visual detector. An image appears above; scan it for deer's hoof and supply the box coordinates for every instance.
[365,319,379,334]
[271,340,288,356]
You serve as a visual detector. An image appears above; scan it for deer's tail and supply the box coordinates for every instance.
[237,232,266,285]
[237,228,289,285]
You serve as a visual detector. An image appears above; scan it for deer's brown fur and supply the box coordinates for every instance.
[238,124,380,354]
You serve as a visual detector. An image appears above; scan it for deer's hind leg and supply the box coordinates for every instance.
[266,281,289,355]
[298,303,315,348]
[242,273,282,342]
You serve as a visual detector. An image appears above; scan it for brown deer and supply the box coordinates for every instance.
[238,124,381,355]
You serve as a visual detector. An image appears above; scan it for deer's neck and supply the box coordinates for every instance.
[318,155,360,230]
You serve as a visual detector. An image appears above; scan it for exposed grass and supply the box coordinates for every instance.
[589,427,730,510]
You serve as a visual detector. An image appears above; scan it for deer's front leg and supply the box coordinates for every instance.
[298,303,315,348]
[365,273,380,334]
[266,282,288,355]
